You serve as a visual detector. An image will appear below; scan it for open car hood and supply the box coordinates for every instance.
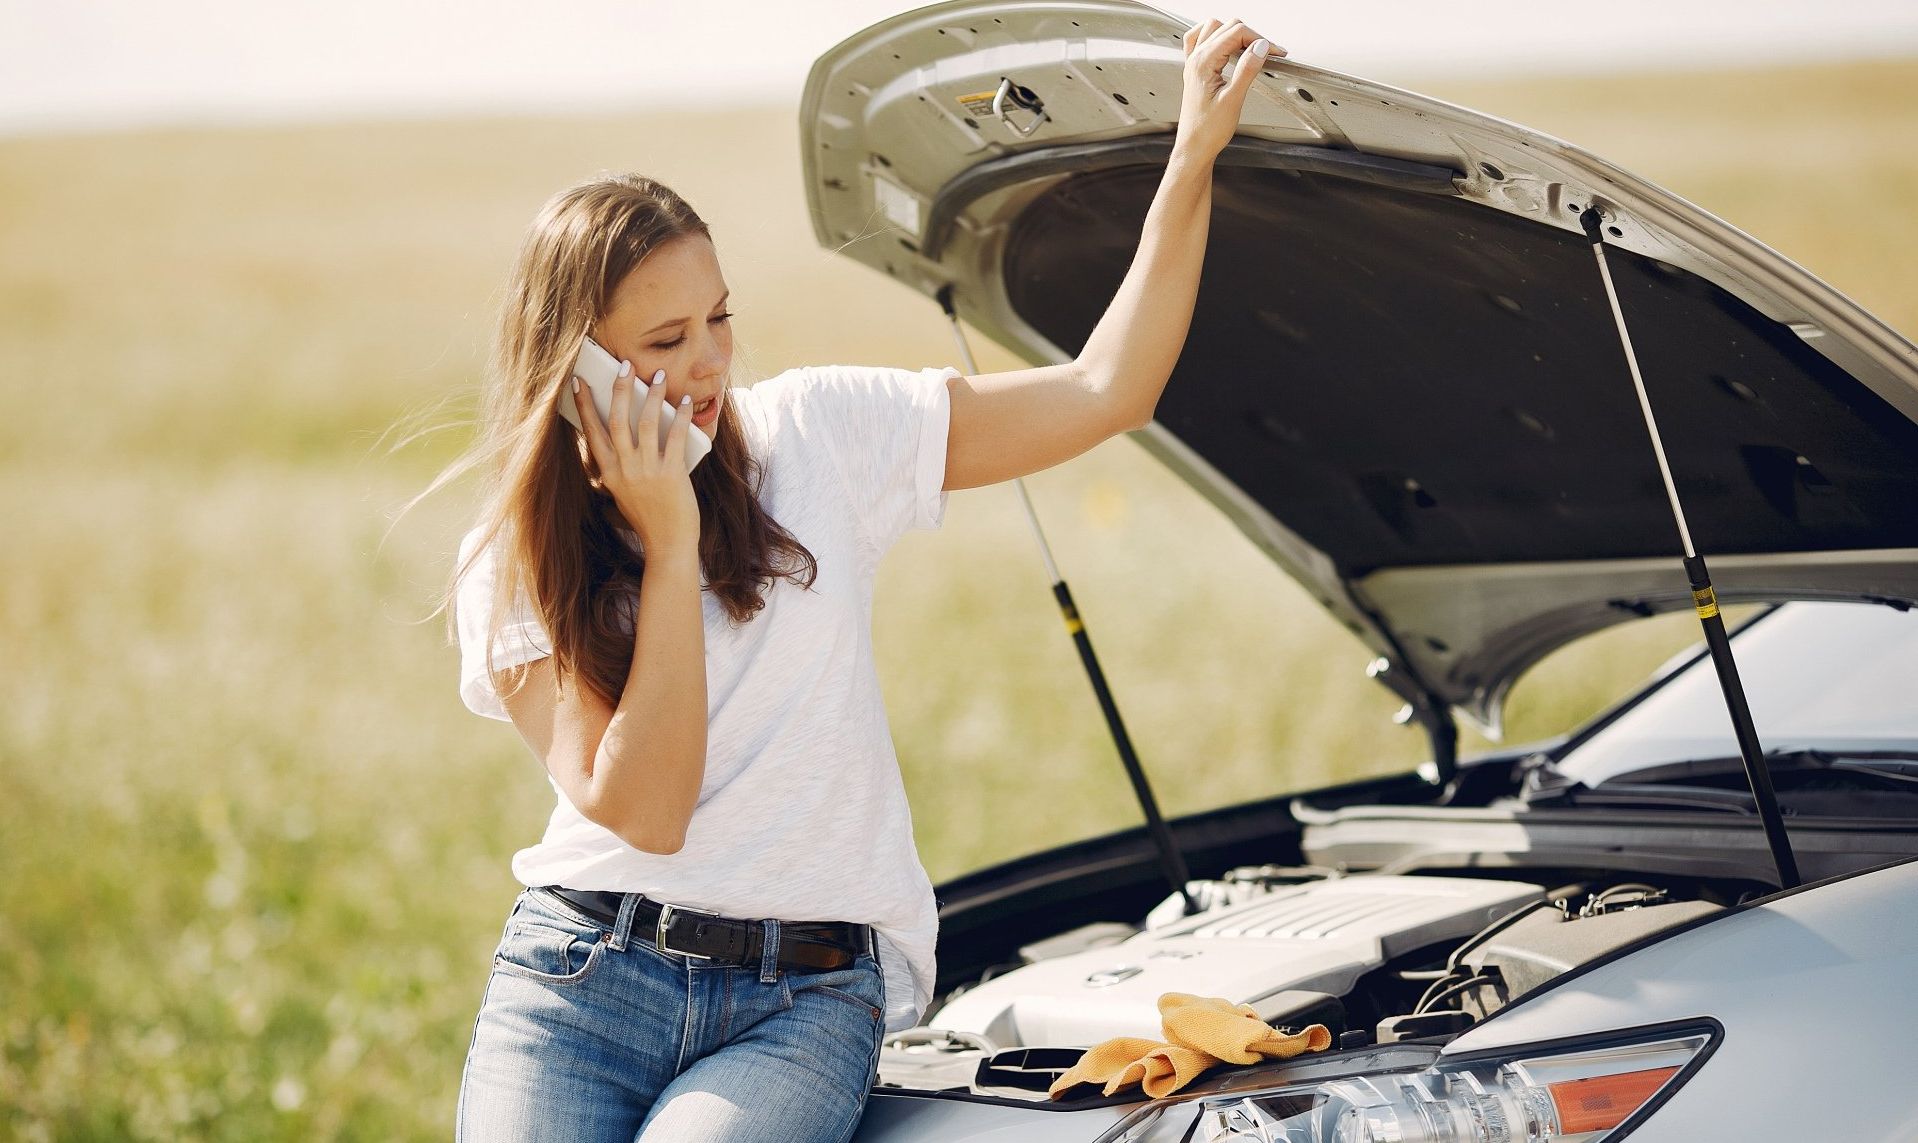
[801,0,1918,737]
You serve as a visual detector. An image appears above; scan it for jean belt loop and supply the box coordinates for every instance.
[610,893,641,953]
[759,918,781,983]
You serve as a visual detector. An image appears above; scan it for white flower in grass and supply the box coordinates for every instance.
[271,1074,306,1112]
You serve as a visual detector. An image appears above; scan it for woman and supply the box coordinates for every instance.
[450,18,1277,1142]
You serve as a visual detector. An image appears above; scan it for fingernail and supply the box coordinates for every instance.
[620,359,632,375]
[679,394,691,406]
[1250,38,1269,58]
[571,377,580,393]
[651,370,665,387]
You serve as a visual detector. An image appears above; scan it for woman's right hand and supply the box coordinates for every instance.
[572,360,700,556]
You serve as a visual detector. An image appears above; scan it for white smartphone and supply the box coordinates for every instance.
[556,336,713,474]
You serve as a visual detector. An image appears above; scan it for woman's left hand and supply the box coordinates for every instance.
[1172,19,1284,164]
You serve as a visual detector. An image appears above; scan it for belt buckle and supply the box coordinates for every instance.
[655,902,720,960]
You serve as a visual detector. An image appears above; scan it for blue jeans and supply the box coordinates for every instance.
[456,887,886,1142]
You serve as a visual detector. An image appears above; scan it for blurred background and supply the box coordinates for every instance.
[3,0,1916,1137]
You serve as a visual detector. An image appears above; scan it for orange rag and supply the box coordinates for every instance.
[1046,993,1333,1100]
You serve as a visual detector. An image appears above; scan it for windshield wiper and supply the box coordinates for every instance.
[1606,749,1918,790]
[1791,750,1918,787]
[1525,748,1918,814]
[1547,784,1757,814]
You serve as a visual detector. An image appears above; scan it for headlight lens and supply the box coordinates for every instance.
[1099,1029,1712,1143]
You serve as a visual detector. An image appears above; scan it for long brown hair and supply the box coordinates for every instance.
[449,174,816,708]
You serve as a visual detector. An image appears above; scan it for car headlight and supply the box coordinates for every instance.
[1097,1024,1716,1143]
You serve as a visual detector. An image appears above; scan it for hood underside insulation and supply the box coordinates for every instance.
[1003,161,1918,575]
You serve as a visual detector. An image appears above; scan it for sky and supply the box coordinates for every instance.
[5,0,1918,136]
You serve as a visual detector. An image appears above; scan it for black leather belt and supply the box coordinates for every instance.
[540,887,872,971]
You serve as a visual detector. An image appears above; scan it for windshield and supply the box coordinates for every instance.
[1553,601,1918,787]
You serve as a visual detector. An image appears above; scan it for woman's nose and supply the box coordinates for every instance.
[690,335,727,382]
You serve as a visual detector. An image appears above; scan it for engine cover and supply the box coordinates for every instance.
[930,874,1543,1048]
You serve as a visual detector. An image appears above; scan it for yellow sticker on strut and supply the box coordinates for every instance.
[1692,585,1720,620]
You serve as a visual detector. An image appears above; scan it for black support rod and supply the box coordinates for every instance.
[935,285,1198,915]
[1580,208,1801,889]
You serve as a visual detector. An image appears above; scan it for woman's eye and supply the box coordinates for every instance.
[651,314,729,350]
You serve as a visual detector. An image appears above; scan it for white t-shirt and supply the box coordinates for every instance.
[455,362,957,1033]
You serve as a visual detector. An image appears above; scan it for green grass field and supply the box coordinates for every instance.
[2,57,1914,1139]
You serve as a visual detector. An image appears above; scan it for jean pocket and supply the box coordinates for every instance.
[793,955,884,1022]
[806,983,883,1021]
[493,918,608,986]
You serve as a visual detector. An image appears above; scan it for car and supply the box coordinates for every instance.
[799,2,1918,1140]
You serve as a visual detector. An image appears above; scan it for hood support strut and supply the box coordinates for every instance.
[1581,208,1802,889]
[937,285,1199,917]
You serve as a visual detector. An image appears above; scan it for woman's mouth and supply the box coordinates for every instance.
[690,396,719,429]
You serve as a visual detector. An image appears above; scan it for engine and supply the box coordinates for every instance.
[877,870,1723,1095]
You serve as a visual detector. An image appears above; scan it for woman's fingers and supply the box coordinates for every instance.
[637,368,668,460]
[1182,17,1221,53]
[573,375,615,468]
[1196,19,1283,71]
[1189,18,1280,100]
[1196,19,1250,67]
[664,390,693,468]
[1173,17,1279,161]
[1224,37,1268,100]
[607,358,636,453]
[571,357,695,542]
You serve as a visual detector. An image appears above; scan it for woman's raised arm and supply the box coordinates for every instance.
[941,18,1279,492]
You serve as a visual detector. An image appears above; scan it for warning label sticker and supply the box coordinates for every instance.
[957,89,998,118]
[872,174,921,235]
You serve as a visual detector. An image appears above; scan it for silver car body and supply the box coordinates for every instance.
[799,3,1918,1140]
